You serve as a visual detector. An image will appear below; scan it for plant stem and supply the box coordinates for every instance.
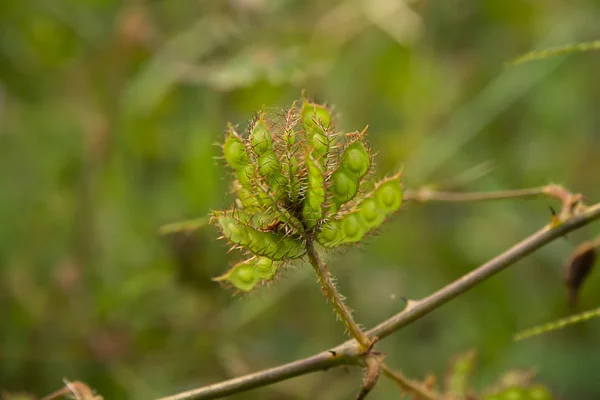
[305,239,372,350]
[405,184,572,205]
[381,364,441,400]
[155,201,600,400]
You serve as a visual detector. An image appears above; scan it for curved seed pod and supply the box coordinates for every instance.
[281,105,303,203]
[250,117,273,153]
[250,117,287,193]
[223,125,250,169]
[328,135,371,212]
[301,101,331,161]
[302,152,326,228]
[213,211,306,260]
[236,186,261,212]
[213,256,282,292]
[317,173,403,248]
[213,258,260,292]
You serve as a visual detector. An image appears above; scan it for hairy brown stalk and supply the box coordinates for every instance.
[156,198,600,400]
[305,238,372,350]
[404,184,572,206]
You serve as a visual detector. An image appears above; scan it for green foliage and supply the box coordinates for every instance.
[508,40,600,66]
[212,98,403,291]
[483,385,553,400]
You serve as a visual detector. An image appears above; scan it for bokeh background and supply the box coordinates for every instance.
[2,0,600,399]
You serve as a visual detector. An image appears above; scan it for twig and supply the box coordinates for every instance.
[305,239,372,350]
[404,184,572,206]
[381,363,441,400]
[156,201,600,400]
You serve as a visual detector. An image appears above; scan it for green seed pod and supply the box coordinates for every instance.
[316,173,402,248]
[236,186,261,211]
[302,152,326,228]
[301,101,331,160]
[328,136,371,212]
[213,211,306,260]
[301,102,331,131]
[213,256,281,292]
[213,258,260,292]
[248,116,287,194]
[250,117,273,154]
[223,126,249,169]
[258,149,282,181]
[329,171,359,212]
[374,176,403,213]
[341,139,370,178]
[317,220,343,247]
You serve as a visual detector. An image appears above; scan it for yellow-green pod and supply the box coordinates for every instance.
[250,117,287,192]
[302,153,326,228]
[236,186,261,212]
[316,220,342,247]
[213,258,260,292]
[223,126,250,169]
[328,138,371,212]
[316,173,402,248]
[250,117,273,153]
[301,101,331,160]
[212,256,281,292]
[213,211,306,260]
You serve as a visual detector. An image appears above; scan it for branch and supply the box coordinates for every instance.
[404,184,572,205]
[156,201,600,400]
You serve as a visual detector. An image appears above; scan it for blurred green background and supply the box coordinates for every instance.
[1,0,600,399]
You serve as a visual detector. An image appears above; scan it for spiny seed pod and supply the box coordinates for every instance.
[329,132,372,212]
[301,101,331,161]
[211,97,403,292]
[317,173,403,248]
[213,257,282,292]
[302,152,326,228]
[212,211,305,261]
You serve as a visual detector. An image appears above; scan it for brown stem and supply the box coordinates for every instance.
[305,239,372,350]
[405,184,572,206]
[356,355,384,400]
[155,201,600,400]
[381,364,441,400]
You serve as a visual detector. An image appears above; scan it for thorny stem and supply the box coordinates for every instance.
[156,194,600,400]
[380,364,441,400]
[305,238,372,350]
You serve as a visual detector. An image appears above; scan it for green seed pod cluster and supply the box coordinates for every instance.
[212,96,404,292]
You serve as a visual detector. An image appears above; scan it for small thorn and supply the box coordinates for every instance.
[328,350,337,356]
